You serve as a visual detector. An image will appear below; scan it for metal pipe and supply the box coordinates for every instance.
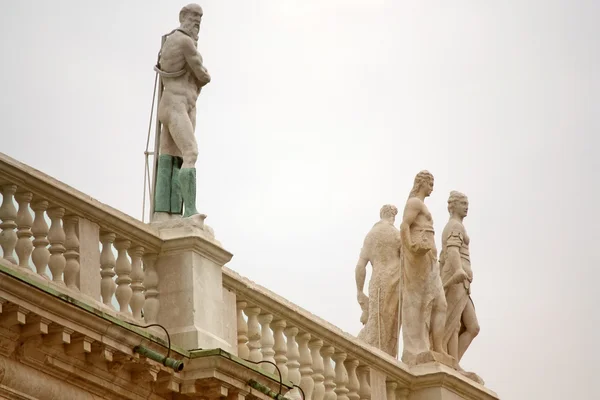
[133,345,184,372]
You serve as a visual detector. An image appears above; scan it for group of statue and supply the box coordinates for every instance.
[355,171,483,384]
[149,4,483,384]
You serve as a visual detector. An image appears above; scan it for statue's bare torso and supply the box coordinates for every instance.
[159,31,204,109]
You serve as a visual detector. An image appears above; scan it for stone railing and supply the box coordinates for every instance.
[224,268,498,400]
[0,152,498,399]
[0,152,162,325]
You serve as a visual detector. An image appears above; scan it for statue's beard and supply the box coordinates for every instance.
[180,21,199,40]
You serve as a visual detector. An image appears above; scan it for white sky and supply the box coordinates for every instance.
[1,1,599,399]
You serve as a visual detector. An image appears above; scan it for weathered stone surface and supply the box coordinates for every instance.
[153,3,211,219]
[355,204,401,357]
[440,191,483,385]
[399,171,449,365]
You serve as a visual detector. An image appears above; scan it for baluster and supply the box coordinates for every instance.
[272,319,288,381]
[285,326,301,399]
[322,346,337,400]
[31,200,50,278]
[298,332,314,400]
[99,232,117,308]
[14,191,33,270]
[0,184,18,264]
[386,382,397,400]
[47,207,66,285]
[114,239,132,314]
[345,358,360,400]
[396,387,409,400]
[245,306,262,362]
[142,253,159,323]
[236,301,250,359]
[258,312,275,373]
[63,215,80,290]
[333,350,350,400]
[309,339,325,400]
[356,365,371,400]
[128,245,145,320]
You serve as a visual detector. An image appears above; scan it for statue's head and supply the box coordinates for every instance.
[408,170,434,199]
[448,190,468,218]
[179,4,204,37]
[379,204,398,221]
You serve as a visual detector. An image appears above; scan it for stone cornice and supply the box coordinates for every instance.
[0,260,187,358]
[160,235,233,265]
[0,152,162,251]
[410,364,499,399]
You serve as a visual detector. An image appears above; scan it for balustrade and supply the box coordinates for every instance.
[0,153,163,336]
[245,306,262,363]
[129,246,145,320]
[14,191,33,269]
[0,184,18,264]
[114,239,133,314]
[63,215,80,290]
[31,199,50,278]
[236,301,250,359]
[0,153,496,400]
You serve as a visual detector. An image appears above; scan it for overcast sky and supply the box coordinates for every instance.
[1,1,599,399]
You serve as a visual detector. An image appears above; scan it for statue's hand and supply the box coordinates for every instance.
[357,292,369,325]
[409,240,431,256]
[444,269,469,288]
[357,291,369,307]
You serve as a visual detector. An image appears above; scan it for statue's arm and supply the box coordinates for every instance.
[442,231,468,288]
[399,199,422,253]
[355,246,369,302]
[355,254,368,294]
[181,37,211,86]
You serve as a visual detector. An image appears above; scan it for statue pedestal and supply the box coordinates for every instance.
[152,217,233,351]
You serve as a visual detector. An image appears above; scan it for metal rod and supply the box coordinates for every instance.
[149,34,167,222]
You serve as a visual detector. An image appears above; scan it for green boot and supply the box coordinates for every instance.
[170,157,183,214]
[179,167,199,218]
[153,155,173,213]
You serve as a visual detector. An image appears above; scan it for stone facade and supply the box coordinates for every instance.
[0,153,499,399]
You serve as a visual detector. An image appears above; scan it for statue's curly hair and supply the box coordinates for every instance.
[179,3,203,23]
[408,170,434,198]
[379,204,398,219]
[447,190,468,214]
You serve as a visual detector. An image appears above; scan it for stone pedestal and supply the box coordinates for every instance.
[153,219,233,352]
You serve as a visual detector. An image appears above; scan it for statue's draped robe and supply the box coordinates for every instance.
[400,226,444,364]
[357,221,401,357]
[439,220,472,348]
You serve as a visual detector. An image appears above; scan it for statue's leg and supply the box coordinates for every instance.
[154,125,174,213]
[401,291,427,363]
[457,298,480,361]
[448,330,459,361]
[167,106,199,217]
[431,290,448,354]
[170,156,183,214]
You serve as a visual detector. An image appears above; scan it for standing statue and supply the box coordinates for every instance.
[355,205,402,357]
[153,3,211,219]
[399,171,449,365]
[440,191,484,383]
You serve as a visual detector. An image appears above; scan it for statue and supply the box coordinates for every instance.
[355,205,401,357]
[440,191,484,384]
[153,3,211,219]
[399,171,449,365]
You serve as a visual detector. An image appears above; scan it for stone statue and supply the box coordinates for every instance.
[440,191,484,383]
[355,205,402,357]
[399,171,449,365]
[153,3,211,219]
